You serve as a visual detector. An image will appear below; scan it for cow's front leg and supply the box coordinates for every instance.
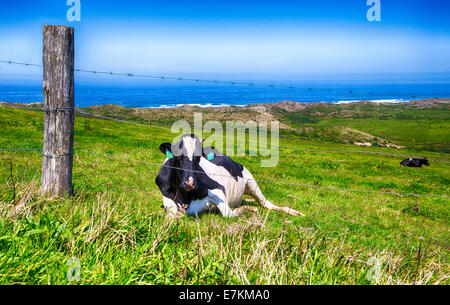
[186,198,212,217]
[163,196,185,219]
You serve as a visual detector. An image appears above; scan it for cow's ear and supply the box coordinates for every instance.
[202,146,212,156]
[202,146,218,160]
[160,143,175,159]
[159,143,172,155]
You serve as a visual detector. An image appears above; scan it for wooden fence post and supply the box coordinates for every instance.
[41,25,75,197]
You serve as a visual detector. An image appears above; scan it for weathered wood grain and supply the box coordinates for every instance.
[41,25,75,197]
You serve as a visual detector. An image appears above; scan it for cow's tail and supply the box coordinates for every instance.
[242,168,304,217]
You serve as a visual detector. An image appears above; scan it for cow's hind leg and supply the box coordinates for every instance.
[206,189,256,218]
[242,168,305,217]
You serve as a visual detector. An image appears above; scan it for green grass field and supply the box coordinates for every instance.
[0,105,449,285]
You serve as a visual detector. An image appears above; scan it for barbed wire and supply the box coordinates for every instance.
[1,147,448,199]
[2,105,450,164]
[0,60,42,68]
[0,147,73,159]
[0,148,41,153]
[73,108,450,163]
[0,60,427,99]
[74,107,171,130]
[277,146,450,164]
[77,149,450,199]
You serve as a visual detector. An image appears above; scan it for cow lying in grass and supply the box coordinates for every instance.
[400,157,430,167]
[155,134,304,218]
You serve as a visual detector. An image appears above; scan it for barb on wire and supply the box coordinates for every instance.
[44,107,75,112]
[42,150,73,159]
[0,60,42,68]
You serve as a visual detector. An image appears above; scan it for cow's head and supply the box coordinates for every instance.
[422,158,430,166]
[159,134,204,192]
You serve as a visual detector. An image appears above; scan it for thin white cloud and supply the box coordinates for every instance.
[255,58,282,68]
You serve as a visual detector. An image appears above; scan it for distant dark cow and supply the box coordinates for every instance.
[155,134,304,218]
[400,157,430,167]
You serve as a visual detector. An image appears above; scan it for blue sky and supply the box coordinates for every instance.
[0,0,449,82]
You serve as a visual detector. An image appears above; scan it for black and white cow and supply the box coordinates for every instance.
[400,157,430,167]
[155,134,304,218]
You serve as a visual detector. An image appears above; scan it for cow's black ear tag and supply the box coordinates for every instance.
[166,149,174,159]
[207,151,215,161]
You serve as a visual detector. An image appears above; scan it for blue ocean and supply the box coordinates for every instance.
[1,73,449,108]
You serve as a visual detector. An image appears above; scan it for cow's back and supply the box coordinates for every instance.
[198,152,247,208]
[203,147,244,180]
[400,158,422,167]
[400,159,410,166]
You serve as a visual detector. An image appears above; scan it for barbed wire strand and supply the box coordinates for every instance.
[74,107,172,130]
[0,148,73,159]
[0,60,427,99]
[1,147,448,199]
[74,109,450,163]
[77,149,450,199]
[2,105,450,164]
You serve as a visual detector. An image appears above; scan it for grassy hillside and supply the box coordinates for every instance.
[0,105,449,284]
[271,101,450,152]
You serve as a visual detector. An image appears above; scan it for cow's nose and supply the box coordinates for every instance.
[184,177,195,191]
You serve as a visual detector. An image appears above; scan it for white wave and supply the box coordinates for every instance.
[334,99,408,104]
[143,103,246,109]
